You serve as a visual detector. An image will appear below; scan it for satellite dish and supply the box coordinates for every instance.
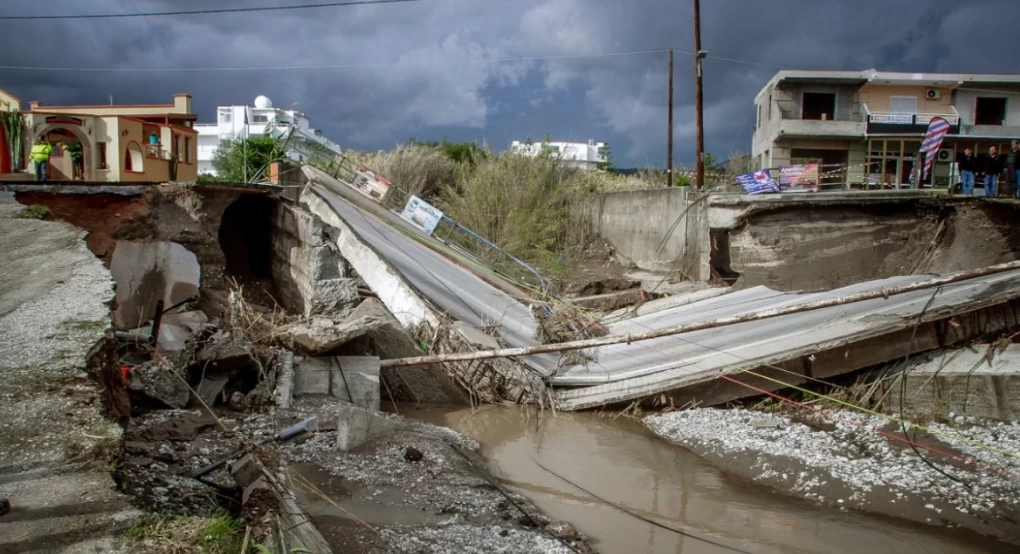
[254,95,273,109]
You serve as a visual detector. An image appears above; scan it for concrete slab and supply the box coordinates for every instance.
[888,344,1020,421]
[331,356,381,410]
[294,357,331,396]
[335,403,400,452]
[109,240,200,330]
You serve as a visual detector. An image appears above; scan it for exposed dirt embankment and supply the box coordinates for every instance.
[646,408,1020,545]
[724,199,1020,292]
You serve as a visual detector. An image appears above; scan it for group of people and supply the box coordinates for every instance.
[957,140,1020,197]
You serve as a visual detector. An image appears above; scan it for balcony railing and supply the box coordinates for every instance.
[868,112,960,126]
[865,110,961,135]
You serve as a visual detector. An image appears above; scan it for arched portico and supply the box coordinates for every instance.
[28,121,93,181]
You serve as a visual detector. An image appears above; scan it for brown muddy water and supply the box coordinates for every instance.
[405,404,1015,554]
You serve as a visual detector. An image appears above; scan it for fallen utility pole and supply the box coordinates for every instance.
[379,260,1020,368]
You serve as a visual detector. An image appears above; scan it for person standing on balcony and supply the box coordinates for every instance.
[29,136,53,182]
[958,147,977,195]
[982,146,1003,197]
[1005,140,1020,198]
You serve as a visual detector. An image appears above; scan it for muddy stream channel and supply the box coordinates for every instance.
[388,404,1010,554]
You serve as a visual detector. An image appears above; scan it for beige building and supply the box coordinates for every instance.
[752,70,1020,187]
[1,89,199,182]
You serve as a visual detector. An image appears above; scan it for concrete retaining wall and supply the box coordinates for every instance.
[581,187,710,280]
[587,188,1020,292]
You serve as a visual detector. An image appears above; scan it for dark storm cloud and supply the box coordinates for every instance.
[1,0,1017,165]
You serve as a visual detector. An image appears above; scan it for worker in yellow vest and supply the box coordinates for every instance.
[30,137,53,182]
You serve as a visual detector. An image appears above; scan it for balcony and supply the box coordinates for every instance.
[960,124,1020,138]
[866,111,961,135]
[777,117,866,138]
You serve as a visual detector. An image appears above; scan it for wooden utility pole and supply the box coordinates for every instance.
[693,0,705,190]
[667,49,674,187]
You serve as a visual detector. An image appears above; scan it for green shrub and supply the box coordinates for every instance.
[15,204,49,219]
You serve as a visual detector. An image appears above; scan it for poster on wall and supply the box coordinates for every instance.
[778,164,820,191]
[736,169,780,195]
[351,165,391,202]
[400,195,444,234]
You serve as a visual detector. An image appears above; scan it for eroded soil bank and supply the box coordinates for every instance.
[405,404,1018,554]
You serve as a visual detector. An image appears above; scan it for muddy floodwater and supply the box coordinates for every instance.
[404,404,1015,554]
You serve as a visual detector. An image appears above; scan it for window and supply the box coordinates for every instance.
[220,110,232,124]
[802,92,836,120]
[252,114,269,123]
[757,104,761,127]
[184,137,192,163]
[97,142,108,169]
[767,93,772,120]
[975,97,1007,126]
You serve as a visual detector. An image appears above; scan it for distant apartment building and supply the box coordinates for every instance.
[195,95,343,176]
[510,139,608,171]
[751,69,1020,187]
[0,88,198,182]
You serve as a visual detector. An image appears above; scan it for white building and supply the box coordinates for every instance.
[195,95,343,176]
[510,139,608,171]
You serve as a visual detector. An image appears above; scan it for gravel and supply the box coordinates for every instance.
[0,236,113,375]
[646,408,1020,542]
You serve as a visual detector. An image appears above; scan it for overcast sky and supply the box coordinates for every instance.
[1,0,1018,167]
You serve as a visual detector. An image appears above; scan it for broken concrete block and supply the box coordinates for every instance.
[198,333,252,371]
[127,362,190,409]
[335,403,399,452]
[191,375,230,407]
[293,357,331,396]
[110,240,201,330]
[351,299,465,404]
[331,356,381,411]
[274,350,295,409]
[309,278,359,317]
[230,454,267,505]
[280,314,386,355]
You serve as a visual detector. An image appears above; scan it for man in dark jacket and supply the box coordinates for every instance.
[1006,140,1020,198]
[958,147,977,195]
[982,146,1003,196]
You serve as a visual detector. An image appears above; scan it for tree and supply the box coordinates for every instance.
[702,151,717,169]
[596,142,614,171]
[212,135,285,182]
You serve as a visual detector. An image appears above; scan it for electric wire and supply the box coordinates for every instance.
[897,285,973,487]
[0,0,420,20]
[443,441,583,554]
[0,50,671,72]
[531,458,760,554]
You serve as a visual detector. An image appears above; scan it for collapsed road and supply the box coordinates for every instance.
[2,177,1019,553]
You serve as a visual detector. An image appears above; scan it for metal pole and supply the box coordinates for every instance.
[693,0,705,190]
[243,117,248,183]
[667,49,674,187]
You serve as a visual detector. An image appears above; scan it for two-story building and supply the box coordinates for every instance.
[1,89,199,182]
[510,139,608,171]
[752,69,1020,188]
[195,95,343,176]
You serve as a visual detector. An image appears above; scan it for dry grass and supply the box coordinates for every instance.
[351,144,460,208]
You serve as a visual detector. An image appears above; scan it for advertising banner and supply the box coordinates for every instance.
[736,169,780,195]
[400,195,444,235]
[351,165,391,202]
[778,164,820,191]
